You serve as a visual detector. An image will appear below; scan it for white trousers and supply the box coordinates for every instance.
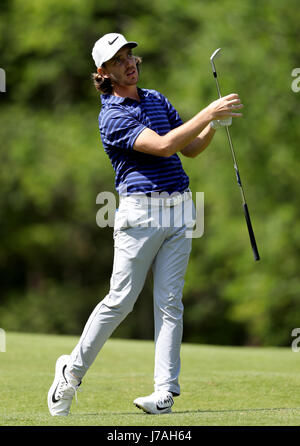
[68,192,195,396]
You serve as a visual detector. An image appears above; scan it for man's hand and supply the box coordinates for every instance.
[207,93,243,120]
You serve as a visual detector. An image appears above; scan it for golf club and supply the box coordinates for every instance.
[210,48,260,261]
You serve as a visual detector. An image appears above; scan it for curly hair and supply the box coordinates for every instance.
[91,56,142,94]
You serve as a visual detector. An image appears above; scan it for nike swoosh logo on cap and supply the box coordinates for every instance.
[108,36,119,45]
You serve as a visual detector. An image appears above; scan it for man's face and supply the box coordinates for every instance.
[99,45,138,88]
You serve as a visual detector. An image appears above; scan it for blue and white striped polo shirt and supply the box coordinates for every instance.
[98,88,190,195]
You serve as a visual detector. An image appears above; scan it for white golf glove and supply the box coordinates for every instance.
[210,117,232,130]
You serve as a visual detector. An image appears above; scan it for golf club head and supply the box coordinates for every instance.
[210,48,222,73]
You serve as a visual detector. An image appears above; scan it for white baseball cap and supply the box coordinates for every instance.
[92,33,138,68]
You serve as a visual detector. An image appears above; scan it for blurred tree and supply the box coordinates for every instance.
[0,0,300,346]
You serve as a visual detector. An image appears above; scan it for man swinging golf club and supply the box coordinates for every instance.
[47,33,243,416]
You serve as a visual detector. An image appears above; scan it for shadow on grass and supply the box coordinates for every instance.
[70,411,147,417]
[70,407,300,417]
[174,407,300,415]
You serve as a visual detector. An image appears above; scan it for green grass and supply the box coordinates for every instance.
[1,332,300,426]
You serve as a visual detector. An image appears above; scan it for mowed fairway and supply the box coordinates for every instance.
[1,332,300,426]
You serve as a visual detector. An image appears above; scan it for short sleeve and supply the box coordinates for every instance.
[160,94,183,129]
[99,107,147,151]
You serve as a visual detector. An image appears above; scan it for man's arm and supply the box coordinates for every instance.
[180,123,216,158]
[133,93,243,158]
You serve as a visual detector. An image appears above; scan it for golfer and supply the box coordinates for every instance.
[48,33,243,416]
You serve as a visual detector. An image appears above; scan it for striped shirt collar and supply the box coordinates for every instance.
[101,87,149,105]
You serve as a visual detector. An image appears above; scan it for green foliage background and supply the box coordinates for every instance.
[1,0,299,346]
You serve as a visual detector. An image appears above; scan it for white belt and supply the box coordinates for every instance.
[119,189,192,207]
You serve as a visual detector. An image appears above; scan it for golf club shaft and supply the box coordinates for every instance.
[212,67,260,261]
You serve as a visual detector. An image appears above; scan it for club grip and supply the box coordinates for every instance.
[243,203,260,261]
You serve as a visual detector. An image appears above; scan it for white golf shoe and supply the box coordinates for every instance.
[134,391,174,414]
[47,355,81,416]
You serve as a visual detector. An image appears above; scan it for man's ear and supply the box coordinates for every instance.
[97,67,109,78]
